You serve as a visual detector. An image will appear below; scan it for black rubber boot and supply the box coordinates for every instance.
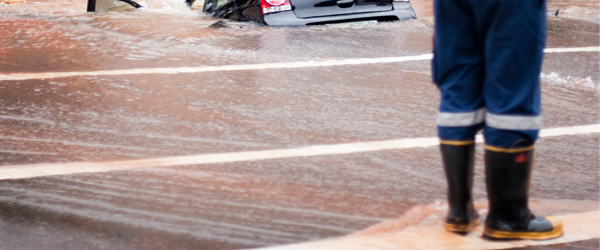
[441,141,480,233]
[483,145,563,240]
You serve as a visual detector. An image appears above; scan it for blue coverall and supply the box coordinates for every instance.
[432,0,547,148]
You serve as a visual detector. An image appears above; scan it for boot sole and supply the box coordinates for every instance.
[445,218,480,233]
[483,216,564,240]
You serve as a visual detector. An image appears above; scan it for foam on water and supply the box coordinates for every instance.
[560,6,600,24]
[542,72,599,92]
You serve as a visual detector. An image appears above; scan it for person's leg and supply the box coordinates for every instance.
[476,0,562,239]
[433,0,483,233]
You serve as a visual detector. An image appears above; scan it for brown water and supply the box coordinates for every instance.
[0,0,598,249]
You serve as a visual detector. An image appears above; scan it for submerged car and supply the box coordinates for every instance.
[190,0,416,26]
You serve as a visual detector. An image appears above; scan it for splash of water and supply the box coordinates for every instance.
[351,199,598,237]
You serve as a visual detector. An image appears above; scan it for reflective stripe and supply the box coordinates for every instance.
[486,113,542,130]
[437,108,486,127]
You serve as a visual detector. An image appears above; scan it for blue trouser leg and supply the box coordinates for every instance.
[476,0,546,148]
[432,0,485,142]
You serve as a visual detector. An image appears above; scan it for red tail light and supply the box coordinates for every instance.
[261,0,292,14]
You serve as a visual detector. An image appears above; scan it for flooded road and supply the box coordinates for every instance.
[0,0,599,249]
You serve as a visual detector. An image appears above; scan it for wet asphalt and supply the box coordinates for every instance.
[0,0,599,249]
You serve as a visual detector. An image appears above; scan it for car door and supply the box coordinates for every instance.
[291,0,393,18]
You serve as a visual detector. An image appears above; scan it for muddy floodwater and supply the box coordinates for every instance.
[0,0,598,249]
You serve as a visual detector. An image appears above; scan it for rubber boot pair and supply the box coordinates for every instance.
[441,142,563,240]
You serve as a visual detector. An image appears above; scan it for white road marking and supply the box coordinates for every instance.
[0,47,598,81]
[545,46,600,53]
[0,124,597,181]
